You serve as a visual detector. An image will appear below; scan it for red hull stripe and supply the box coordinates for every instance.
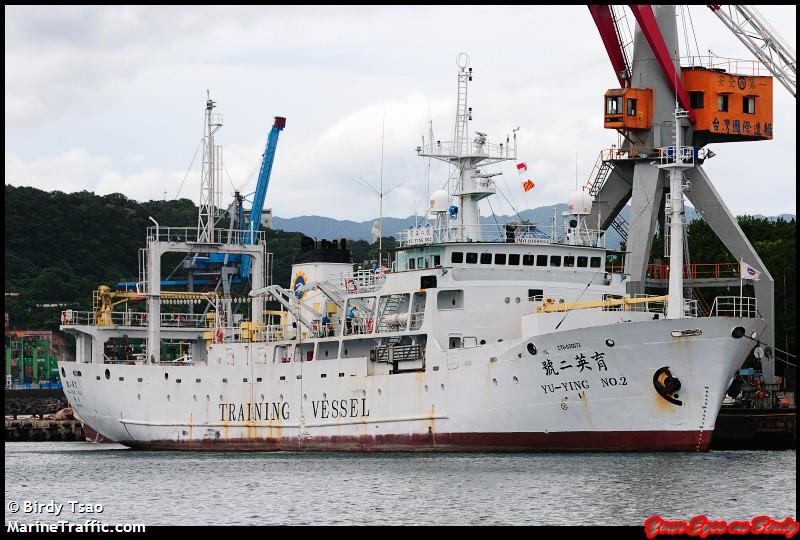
[123,431,712,452]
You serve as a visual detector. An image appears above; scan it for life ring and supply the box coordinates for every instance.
[366,318,374,333]
[215,328,224,343]
[345,279,357,293]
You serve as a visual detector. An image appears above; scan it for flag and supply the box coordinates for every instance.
[518,161,534,191]
[740,261,762,281]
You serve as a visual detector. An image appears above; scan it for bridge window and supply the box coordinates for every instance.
[743,96,756,114]
[495,253,506,265]
[451,252,463,263]
[577,256,588,268]
[717,94,729,112]
[590,256,602,268]
[564,256,575,268]
[550,255,562,267]
[606,96,621,115]
[480,253,492,264]
[418,257,426,269]
[536,255,548,266]
[508,254,520,265]
[689,91,704,109]
[466,252,478,264]
[408,258,416,270]
[626,98,637,116]
[522,254,534,266]
[433,255,441,266]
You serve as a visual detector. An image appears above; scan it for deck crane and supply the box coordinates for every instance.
[708,5,796,98]
[240,116,286,280]
[122,113,286,295]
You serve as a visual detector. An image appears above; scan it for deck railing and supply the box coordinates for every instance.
[60,310,208,328]
[607,263,740,280]
[146,226,264,245]
[710,296,759,318]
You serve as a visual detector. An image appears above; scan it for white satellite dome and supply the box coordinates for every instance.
[429,190,451,213]
[566,189,593,215]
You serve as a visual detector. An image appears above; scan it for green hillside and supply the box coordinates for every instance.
[4,186,386,330]
[3,185,795,363]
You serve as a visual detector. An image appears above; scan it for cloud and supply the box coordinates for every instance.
[5,5,796,221]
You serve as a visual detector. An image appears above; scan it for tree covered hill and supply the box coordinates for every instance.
[4,184,795,359]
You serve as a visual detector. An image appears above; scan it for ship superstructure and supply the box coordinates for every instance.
[58,58,765,452]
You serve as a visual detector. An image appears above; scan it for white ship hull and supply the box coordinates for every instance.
[58,316,762,452]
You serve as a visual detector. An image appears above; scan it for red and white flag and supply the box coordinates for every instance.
[518,161,534,191]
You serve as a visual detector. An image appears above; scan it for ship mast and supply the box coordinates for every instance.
[417,53,516,242]
[198,91,223,243]
[658,105,694,319]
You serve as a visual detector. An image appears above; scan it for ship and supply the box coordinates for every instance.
[57,58,765,452]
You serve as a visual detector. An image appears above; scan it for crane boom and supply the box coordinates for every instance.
[240,116,286,279]
[708,5,796,97]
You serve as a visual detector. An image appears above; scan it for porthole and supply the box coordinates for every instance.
[323,393,327,399]
[480,339,486,345]
[137,394,141,400]
[303,394,307,400]
[492,378,498,387]
[440,383,445,391]
[504,297,511,304]
[515,297,521,303]
[206,395,210,401]
[361,389,366,398]
[167,394,170,401]
[261,394,265,401]
[378,389,382,396]
[513,376,519,384]
[193,395,197,402]
[527,343,537,355]
[219,394,223,401]
[424,385,429,392]
[61,367,66,378]
[606,339,615,347]
[105,369,110,380]
[731,326,745,339]
[164,373,169,380]
[280,394,284,401]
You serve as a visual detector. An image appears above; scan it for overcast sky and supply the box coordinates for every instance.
[5,5,796,222]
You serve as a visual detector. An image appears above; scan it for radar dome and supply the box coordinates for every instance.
[566,189,593,215]
[429,190,451,213]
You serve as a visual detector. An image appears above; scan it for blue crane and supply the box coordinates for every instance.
[240,116,286,279]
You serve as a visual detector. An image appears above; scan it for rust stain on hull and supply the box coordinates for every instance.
[123,430,712,452]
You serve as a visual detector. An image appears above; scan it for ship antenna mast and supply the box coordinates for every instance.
[198,90,223,243]
[416,53,517,243]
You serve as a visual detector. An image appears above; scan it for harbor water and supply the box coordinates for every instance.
[4,442,796,526]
